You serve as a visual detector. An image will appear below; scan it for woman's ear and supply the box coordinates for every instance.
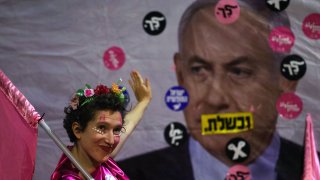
[279,76,298,93]
[72,122,82,140]
[174,53,184,85]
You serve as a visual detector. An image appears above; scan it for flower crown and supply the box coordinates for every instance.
[69,82,127,110]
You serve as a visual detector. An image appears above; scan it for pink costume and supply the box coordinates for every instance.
[51,147,129,180]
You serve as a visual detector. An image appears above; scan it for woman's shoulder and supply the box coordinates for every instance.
[102,158,129,180]
[51,146,81,180]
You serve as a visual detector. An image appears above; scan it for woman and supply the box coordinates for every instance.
[51,70,152,180]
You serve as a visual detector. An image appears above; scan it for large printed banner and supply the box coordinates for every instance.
[0,0,319,179]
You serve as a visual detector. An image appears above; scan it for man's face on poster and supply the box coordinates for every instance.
[174,7,294,164]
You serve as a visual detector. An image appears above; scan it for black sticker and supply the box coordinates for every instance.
[281,54,306,81]
[142,11,166,36]
[265,0,290,12]
[226,138,250,163]
[164,122,187,147]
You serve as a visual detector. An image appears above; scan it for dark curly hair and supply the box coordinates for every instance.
[63,92,127,143]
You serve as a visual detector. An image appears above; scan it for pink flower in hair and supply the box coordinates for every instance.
[84,88,94,97]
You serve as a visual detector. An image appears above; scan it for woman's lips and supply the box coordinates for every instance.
[99,145,112,153]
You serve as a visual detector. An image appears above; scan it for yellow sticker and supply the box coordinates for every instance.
[201,112,253,135]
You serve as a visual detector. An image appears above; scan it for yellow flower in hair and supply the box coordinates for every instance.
[111,83,121,95]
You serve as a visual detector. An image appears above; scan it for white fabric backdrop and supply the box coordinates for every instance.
[0,0,319,179]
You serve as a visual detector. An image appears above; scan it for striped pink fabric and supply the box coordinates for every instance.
[0,70,39,179]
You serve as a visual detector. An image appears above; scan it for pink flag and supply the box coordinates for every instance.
[0,70,40,179]
[303,113,320,180]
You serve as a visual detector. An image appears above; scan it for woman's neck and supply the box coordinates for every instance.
[71,145,99,175]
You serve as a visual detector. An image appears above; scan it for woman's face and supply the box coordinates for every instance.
[75,110,123,166]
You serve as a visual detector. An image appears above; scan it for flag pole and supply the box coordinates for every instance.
[38,119,94,180]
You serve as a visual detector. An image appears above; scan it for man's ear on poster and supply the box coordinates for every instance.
[174,52,184,86]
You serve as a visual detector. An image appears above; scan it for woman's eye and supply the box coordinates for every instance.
[113,128,122,136]
[98,125,106,130]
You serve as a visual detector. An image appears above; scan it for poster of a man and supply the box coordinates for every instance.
[117,0,318,179]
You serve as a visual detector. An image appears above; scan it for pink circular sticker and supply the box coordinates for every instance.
[225,164,251,180]
[103,46,125,70]
[269,26,295,53]
[214,0,240,24]
[302,13,320,40]
[276,92,303,120]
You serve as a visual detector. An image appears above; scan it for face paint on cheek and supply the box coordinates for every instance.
[92,127,104,135]
[111,136,120,151]
[114,136,120,144]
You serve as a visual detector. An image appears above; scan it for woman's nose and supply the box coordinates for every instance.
[103,130,115,145]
